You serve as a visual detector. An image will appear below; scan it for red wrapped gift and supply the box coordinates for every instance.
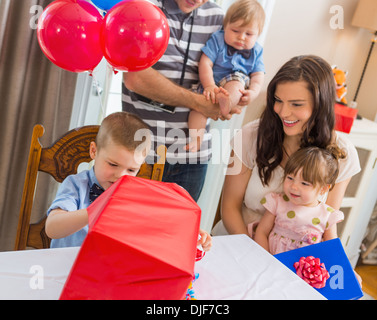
[60,176,201,300]
[334,103,358,134]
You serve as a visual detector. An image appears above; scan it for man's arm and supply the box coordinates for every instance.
[123,68,225,120]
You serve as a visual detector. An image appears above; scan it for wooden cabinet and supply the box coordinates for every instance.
[337,118,377,267]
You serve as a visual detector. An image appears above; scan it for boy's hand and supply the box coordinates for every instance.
[198,229,212,252]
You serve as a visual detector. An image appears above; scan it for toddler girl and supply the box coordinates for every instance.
[255,145,346,255]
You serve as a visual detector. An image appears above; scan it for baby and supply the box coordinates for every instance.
[255,146,346,255]
[186,0,265,152]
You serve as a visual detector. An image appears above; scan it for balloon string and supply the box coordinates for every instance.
[91,72,106,122]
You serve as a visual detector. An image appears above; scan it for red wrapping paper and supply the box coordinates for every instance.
[60,175,201,300]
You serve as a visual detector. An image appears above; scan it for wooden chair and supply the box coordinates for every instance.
[14,124,166,250]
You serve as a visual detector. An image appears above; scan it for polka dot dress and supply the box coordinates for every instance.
[259,192,344,255]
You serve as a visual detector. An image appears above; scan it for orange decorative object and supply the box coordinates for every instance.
[332,66,348,105]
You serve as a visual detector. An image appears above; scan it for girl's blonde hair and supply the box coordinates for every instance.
[223,0,265,34]
[284,145,346,191]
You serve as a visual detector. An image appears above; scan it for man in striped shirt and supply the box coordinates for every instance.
[122,0,238,201]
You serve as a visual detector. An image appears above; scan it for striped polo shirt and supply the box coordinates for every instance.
[122,0,224,164]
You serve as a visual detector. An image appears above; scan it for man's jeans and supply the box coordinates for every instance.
[162,162,208,202]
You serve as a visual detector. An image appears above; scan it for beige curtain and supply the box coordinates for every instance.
[0,0,77,250]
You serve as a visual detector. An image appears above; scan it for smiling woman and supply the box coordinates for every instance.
[273,81,314,153]
[257,55,338,186]
[212,55,361,237]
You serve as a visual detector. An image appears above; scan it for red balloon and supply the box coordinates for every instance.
[37,0,103,73]
[101,0,170,72]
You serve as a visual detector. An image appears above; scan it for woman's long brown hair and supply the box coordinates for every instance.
[256,55,337,186]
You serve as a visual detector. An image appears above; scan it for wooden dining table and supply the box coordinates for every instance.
[0,234,324,300]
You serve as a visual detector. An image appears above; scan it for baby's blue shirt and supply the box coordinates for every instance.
[47,167,101,248]
[201,30,265,84]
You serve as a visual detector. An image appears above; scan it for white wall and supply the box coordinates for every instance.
[244,0,377,124]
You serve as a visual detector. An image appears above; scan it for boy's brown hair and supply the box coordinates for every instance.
[96,111,151,156]
[284,146,346,191]
[223,0,265,34]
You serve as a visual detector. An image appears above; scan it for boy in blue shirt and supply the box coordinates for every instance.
[46,112,152,248]
[185,0,265,152]
[46,111,213,251]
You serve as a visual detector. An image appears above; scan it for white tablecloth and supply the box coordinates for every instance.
[194,235,324,299]
[0,235,324,300]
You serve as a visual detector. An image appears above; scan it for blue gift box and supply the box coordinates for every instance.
[274,238,363,300]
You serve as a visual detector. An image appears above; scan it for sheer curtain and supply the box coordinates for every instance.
[0,0,77,250]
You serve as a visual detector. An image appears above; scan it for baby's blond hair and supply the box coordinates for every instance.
[223,0,265,34]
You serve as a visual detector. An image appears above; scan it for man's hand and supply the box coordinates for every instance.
[124,68,232,121]
[192,93,228,120]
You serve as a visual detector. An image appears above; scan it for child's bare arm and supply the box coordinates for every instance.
[199,54,218,103]
[199,54,215,88]
[254,210,275,253]
[322,224,338,242]
[198,228,212,252]
[239,71,264,105]
[46,208,88,239]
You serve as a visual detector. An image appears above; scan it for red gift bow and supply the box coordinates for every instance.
[196,248,205,261]
[293,256,330,289]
